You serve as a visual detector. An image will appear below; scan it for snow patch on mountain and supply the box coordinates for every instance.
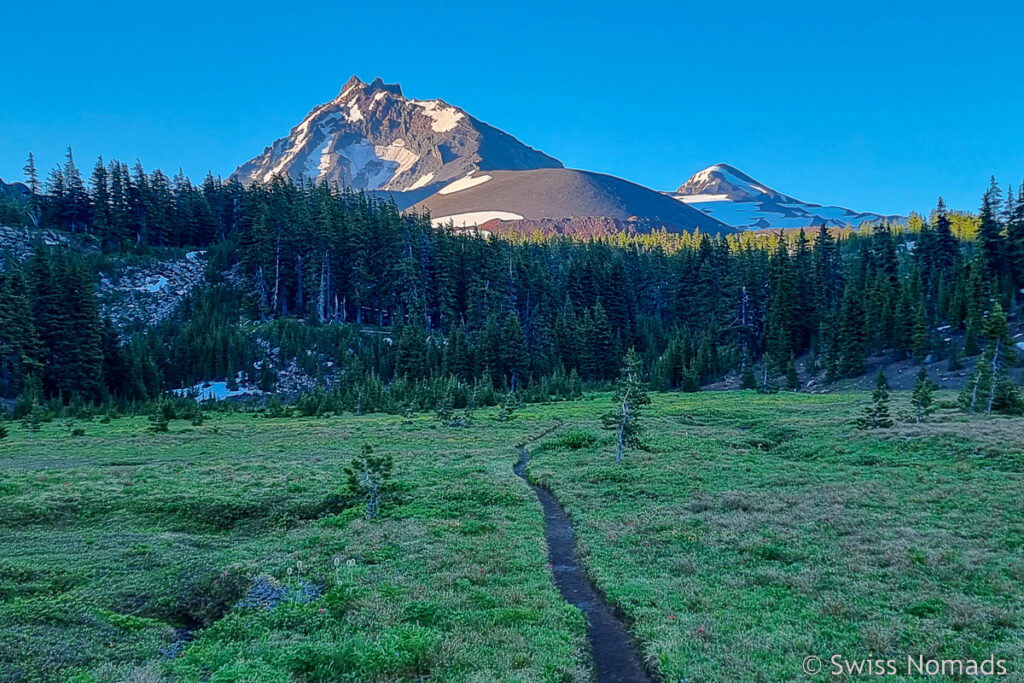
[431,210,524,227]
[677,193,729,203]
[411,100,464,133]
[407,172,436,191]
[302,139,331,181]
[438,174,492,195]
[139,276,169,292]
[345,101,364,123]
[172,376,263,402]
[340,140,399,188]
[374,140,420,177]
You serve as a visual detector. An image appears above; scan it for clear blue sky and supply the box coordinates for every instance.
[2,0,1022,215]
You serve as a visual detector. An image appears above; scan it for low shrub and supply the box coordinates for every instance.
[557,430,598,450]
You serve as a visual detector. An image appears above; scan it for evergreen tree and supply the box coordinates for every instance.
[1009,180,1024,287]
[89,157,111,241]
[22,409,40,436]
[931,197,958,273]
[495,391,520,422]
[859,368,893,429]
[345,443,393,520]
[910,367,936,423]
[61,147,90,233]
[394,320,429,381]
[758,363,778,394]
[51,257,105,399]
[947,344,963,371]
[0,261,43,398]
[819,317,840,383]
[435,389,454,425]
[977,177,1005,281]
[910,306,929,363]
[739,347,757,389]
[442,325,471,381]
[601,348,650,462]
[764,236,797,369]
[838,287,867,377]
[681,363,701,393]
[502,312,529,390]
[785,352,799,391]
[23,153,40,227]
[581,303,615,381]
[960,303,1021,414]
[148,408,170,433]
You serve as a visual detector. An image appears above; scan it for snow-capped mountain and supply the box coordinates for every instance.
[672,163,904,230]
[230,81,891,236]
[230,76,562,206]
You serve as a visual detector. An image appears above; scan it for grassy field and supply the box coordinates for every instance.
[1,391,1022,681]
[0,411,587,682]
[528,393,1024,681]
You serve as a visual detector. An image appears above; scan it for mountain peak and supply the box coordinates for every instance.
[368,77,403,96]
[231,81,562,200]
[676,164,779,200]
[705,162,744,175]
[337,75,365,98]
[335,76,404,101]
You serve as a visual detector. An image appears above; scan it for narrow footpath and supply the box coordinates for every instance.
[514,445,653,683]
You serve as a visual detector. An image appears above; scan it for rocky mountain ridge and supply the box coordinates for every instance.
[231,76,562,207]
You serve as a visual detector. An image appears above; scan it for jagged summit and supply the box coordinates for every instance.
[366,77,402,96]
[230,77,562,206]
[672,164,904,229]
[339,74,363,91]
[334,76,403,99]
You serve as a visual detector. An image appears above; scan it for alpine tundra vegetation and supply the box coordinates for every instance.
[1,393,1022,681]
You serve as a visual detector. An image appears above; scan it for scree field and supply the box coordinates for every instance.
[1,391,1022,682]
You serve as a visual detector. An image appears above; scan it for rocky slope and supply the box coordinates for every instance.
[0,225,98,267]
[97,251,209,330]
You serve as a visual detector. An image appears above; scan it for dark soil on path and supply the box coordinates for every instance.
[514,446,653,683]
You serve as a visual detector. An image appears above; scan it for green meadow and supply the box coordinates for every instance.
[1,391,1022,682]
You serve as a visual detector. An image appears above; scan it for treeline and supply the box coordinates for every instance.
[227,178,1024,393]
[16,149,229,248]
[0,246,156,409]
[1,152,1023,414]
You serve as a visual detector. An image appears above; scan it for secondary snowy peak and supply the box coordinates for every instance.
[672,164,905,230]
[675,163,783,202]
[230,76,562,204]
